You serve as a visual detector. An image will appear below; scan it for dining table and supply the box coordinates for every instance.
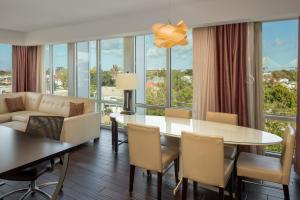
[110,113,283,153]
[110,113,283,194]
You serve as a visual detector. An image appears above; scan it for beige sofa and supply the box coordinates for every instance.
[0,92,101,145]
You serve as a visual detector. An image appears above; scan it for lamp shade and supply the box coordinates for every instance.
[116,73,138,90]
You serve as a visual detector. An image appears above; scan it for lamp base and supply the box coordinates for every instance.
[120,110,135,115]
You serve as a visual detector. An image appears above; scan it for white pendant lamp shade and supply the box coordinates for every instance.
[116,73,138,90]
[152,20,188,48]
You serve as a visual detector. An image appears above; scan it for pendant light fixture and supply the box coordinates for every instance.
[152,0,188,48]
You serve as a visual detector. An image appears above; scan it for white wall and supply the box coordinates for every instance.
[0,29,26,45]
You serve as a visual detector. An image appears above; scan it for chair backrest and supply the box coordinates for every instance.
[206,111,238,125]
[280,125,296,184]
[25,116,65,141]
[181,131,225,187]
[127,123,163,172]
[165,108,191,119]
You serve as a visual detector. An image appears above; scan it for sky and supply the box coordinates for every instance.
[0,19,298,72]
[262,19,298,71]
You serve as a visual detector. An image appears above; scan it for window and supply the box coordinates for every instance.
[100,38,124,103]
[135,32,193,115]
[44,45,51,94]
[100,38,125,124]
[0,44,12,94]
[53,44,68,96]
[76,41,97,98]
[171,31,193,108]
[262,19,298,152]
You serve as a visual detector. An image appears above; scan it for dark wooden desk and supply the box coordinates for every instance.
[0,125,80,200]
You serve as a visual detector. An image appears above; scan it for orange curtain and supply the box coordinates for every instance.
[12,46,38,92]
[215,23,249,127]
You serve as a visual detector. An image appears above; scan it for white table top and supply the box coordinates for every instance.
[111,113,282,146]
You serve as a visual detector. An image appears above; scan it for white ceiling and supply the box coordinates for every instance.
[0,0,299,45]
[0,0,199,32]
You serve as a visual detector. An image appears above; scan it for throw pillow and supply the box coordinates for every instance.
[69,102,84,117]
[5,96,25,112]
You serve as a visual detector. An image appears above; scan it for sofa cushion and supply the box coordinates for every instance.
[69,102,84,117]
[1,121,27,132]
[0,114,11,123]
[25,92,43,111]
[10,111,53,123]
[38,94,95,117]
[5,96,26,112]
[0,93,26,114]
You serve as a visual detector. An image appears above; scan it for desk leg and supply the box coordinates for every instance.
[111,118,119,153]
[51,153,69,200]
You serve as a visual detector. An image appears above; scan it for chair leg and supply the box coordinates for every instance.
[228,174,234,200]
[182,178,188,200]
[129,165,135,193]
[237,176,242,200]
[174,158,179,183]
[283,184,290,200]
[157,172,162,200]
[193,181,198,191]
[218,187,224,200]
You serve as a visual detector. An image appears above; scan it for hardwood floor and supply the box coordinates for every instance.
[0,129,299,200]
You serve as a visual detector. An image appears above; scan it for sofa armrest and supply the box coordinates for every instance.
[61,112,101,144]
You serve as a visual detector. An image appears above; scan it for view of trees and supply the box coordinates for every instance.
[263,69,297,152]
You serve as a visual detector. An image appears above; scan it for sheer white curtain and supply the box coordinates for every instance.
[246,22,265,154]
[36,45,45,93]
[192,27,218,120]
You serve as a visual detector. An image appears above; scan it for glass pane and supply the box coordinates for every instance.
[101,38,124,103]
[264,118,295,152]
[145,34,167,106]
[171,31,193,108]
[76,41,97,98]
[53,44,68,96]
[44,45,51,94]
[77,42,89,98]
[89,41,97,99]
[136,107,165,116]
[262,19,298,153]
[101,102,123,125]
[136,35,146,104]
[263,20,298,116]
[0,44,12,94]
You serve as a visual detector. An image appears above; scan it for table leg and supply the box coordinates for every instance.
[51,153,69,200]
[111,117,119,153]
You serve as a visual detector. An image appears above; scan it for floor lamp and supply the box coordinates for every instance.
[116,73,138,115]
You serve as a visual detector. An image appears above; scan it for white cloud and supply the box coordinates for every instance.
[271,38,287,46]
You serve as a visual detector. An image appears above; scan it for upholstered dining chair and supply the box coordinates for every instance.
[162,108,191,148]
[127,123,179,200]
[237,125,295,200]
[181,131,234,200]
[0,116,65,200]
[206,111,238,160]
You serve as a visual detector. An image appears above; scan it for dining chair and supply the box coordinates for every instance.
[181,131,234,200]
[127,123,179,200]
[0,116,65,200]
[162,108,191,149]
[237,125,295,200]
[206,111,238,160]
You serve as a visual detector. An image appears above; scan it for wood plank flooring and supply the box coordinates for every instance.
[0,129,299,200]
